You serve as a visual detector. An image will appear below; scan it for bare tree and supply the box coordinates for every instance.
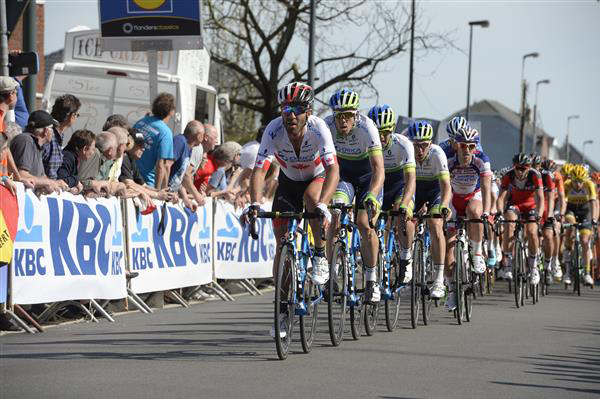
[204,0,448,134]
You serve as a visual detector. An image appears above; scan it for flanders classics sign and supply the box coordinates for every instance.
[98,0,202,51]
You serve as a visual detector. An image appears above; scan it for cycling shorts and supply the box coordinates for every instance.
[272,172,324,228]
[506,201,536,216]
[333,175,383,209]
[382,181,415,211]
[565,203,592,233]
[450,190,482,219]
[414,188,441,215]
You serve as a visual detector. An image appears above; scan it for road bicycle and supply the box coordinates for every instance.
[562,221,595,296]
[250,211,324,360]
[327,203,366,345]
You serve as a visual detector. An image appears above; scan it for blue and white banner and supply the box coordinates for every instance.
[213,200,276,279]
[126,199,213,294]
[12,186,127,304]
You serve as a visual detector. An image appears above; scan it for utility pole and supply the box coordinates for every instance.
[519,52,539,153]
[23,0,36,109]
[408,0,415,117]
[0,0,9,76]
[308,0,316,87]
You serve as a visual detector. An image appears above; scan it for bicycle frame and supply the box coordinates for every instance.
[336,207,363,306]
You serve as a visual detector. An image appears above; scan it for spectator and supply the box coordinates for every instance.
[205,141,241,200]
[133,92,175,189]
[120,128,174,203]
[43,94,81,179]
[106,126,129,182]
[78,131,118,196]
[12,78,29,129]
[169,120,206,208]
[190,123,218,176]
[9,110,67,192]
[0,76,19,132]
[57,129,96,194]
[103,114,129,131]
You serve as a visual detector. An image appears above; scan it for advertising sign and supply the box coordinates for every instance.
[98,0,203,51]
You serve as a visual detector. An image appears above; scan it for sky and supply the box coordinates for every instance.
[44,0,600,160]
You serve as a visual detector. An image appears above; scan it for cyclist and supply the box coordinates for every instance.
[368,104,416,283]
[592,171,600,282]
[488,170,502,267]
[408,120,452,300]
[325,88,385,304]
[531,154,556,285]
[245,82,339,299]
[443,127,492,310]
[563,164,598,287]
[497,153,545,285]
[542,159,566,282]
[439,116,483,158]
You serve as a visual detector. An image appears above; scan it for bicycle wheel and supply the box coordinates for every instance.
[465,270,474,322]
[274,245,295,360]
[364,251,382,336]
[573,243,581,296]
[421,252,433,326]
[411,238,423,329]
[455,240,464,325]
[328,241,348,347]
[514,243,523,309]
[385,251,401,332]
[350,249,364,340]
[299,274,318,354]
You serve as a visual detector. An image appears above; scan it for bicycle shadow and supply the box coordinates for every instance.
[490,344,600,395]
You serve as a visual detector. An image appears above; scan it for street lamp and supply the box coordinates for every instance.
[583,140,594,165]
[519,52,540,152]
[566,114,580,162]
[465,20,490,121]
[531,79,550,153]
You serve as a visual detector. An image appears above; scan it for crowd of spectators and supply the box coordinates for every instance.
[0,89,279,211]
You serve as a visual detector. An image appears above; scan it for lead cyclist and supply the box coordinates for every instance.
[243,82,340,336]
[325,88,385,304]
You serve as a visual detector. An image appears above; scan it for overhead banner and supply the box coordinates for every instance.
[213,200,276,279]
[126,199,213,294]
[11,185,126,304]
[98,0,203,51]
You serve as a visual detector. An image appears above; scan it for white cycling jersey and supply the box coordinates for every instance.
[383,133,415,186]
[324,113,382,179]
[447,151,492,195]
[255,115,337,182]
[415,144,449,191]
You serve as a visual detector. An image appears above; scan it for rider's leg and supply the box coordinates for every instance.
[357,209,379,281]
[502,209,518,273]
[394,198,415,282]
[429,218,445,293]
[542,225,554,272]
[581,231,592,276]
[466,198,485,273]
[304,178,325,250]
[525,216,540,282]
[444,229,457,310]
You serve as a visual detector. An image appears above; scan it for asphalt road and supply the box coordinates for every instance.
[1,281,599,399]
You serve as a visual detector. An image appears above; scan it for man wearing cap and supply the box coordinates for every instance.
[42,94,81,179]
[9,110,68,191]
[0,76,19,132]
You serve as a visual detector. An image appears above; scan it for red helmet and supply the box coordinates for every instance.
[277,82,314,106]
[591,171,600,184]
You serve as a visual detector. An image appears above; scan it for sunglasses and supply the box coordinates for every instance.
[282,104,309,115]
[412,141,431,149]
[334,111,357,120]
[572,179,584,184]
[458,142,477,152]
[515,165,529,171]
[379,128,394,135]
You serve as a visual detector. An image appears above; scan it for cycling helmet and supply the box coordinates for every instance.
[454,126,480,143]
[541,159,557,172]
[278,82,314,105]
[529,153,541,165]
[446,116,469,140]
[561,163,574,178]
[408,120,434,141]
[329,88,360,112]
[512,152,532,166]
[368,104,396,131]
[591,171,600,184]
[571,164,588,180]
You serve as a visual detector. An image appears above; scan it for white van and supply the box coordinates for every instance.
[42,27,222,143]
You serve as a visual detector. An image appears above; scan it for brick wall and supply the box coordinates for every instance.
[8,3,45,96]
